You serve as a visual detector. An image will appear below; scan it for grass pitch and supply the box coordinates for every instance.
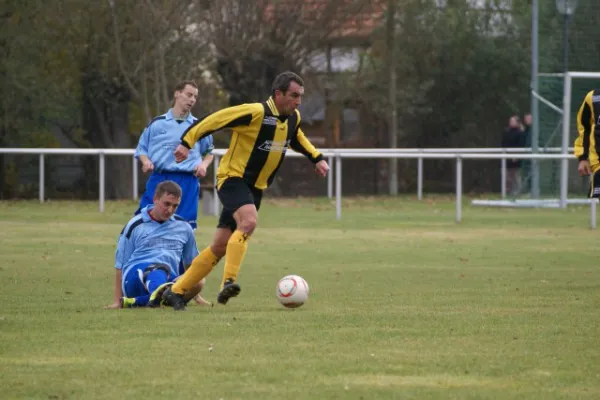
[0,196,599,399]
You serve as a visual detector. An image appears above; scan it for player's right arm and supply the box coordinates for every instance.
[135,125,154,173]
[104,269,123,309]
[574,91,594,176]
[179,103,260,149]
[106,228,135,308]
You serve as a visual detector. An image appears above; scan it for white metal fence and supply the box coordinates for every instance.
[1,147,595,227]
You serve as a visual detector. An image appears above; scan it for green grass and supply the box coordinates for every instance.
[1,196,599,400]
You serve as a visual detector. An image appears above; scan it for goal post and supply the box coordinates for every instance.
[472,71,600,209]
[560,71,600,208]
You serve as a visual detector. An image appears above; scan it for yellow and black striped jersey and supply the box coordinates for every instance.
[574,89,600,171]
[180,97,323,190]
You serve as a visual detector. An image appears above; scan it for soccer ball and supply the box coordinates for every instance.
[275,275,309,308]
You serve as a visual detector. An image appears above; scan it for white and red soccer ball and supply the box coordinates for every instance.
[275,275,309,308]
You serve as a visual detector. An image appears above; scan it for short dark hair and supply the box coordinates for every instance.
[174,80,198,92]
[154,180,182,199]
[272,71,304,96]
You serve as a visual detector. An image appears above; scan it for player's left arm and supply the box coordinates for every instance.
[288,112,329,176]
[193,136,215,177]
[199,135,215,158]
[198,135,215,168]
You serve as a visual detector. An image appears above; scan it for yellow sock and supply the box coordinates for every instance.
[172,247,220,295]
[221,230,250,288]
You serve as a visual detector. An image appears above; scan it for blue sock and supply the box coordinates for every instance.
[144,269,169,293]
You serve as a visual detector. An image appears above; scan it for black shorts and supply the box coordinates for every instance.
[589,171,600,198]
[217,178,263,231]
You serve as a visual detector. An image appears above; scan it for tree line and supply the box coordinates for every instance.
[1,0,598,198]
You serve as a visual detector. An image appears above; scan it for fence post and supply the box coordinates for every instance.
[456,156,462,223]
[335,155,342,220]
[39,154,45,203]
[559,73,572,209]
[501,155,507,199]
[132,155,138,200]
[417,156,423,200]
[99,153,105,213]
[327,155,333,199]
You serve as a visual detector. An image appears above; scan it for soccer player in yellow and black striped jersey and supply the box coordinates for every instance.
[574,89,600,197]
[159,71,330,310]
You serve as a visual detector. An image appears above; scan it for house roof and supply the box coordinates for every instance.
[262,0,385,40]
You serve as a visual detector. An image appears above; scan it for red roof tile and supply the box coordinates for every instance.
[262,0,385,39]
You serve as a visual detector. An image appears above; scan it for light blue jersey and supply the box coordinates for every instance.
[135,109,214,173]
[115,205,199,281]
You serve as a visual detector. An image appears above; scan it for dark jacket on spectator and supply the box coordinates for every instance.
[502,127,525,168]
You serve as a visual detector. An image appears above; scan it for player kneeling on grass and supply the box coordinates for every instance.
[104,180,211,309]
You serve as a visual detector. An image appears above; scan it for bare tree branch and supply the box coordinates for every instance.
[153,57,161,113]
[159,45,170,108]
[140,63,151,122]
[106,0,141,100]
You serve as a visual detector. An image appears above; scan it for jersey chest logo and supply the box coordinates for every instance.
[258,140,291,153]
[262,116,278,126]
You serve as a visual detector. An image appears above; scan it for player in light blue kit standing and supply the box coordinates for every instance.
[105,181,211,309]
[135,80,214,230]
